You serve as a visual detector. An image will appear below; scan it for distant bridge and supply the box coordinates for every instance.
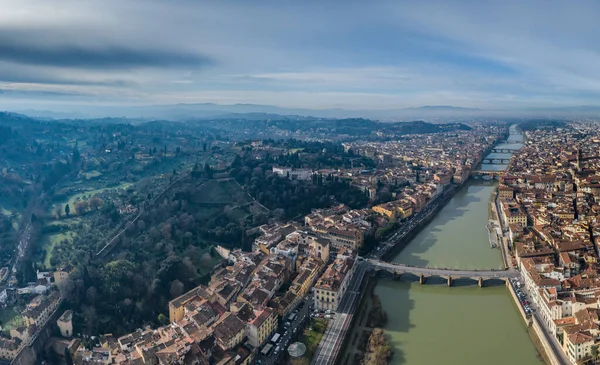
[482,158,511,164]
[366,259,518,286]
[470,170,505,179]
[491,147,520,153]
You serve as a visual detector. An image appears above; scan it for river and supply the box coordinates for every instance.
[375,125,542,365]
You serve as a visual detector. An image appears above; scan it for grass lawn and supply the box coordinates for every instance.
[300,318,328,360]
[84,170,103,179]
[38,231,77,269]
[66,140,87,148]
[46,217,83,227]
[52,182,133,216]
[0,307,23,335]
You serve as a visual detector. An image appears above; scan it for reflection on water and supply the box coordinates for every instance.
[376,125,540,365]
[392,182,503,270]
[376,281,543,365]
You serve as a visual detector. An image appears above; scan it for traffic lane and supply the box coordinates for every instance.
[314,265,368,364]
[260,296,312,364]
[519,280,569,365]
[369,205,437,259]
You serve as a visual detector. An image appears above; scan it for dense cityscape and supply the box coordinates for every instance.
[0,114,596,365]
[4,2,600,365]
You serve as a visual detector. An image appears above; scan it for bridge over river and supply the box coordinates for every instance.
[365,258,519,286]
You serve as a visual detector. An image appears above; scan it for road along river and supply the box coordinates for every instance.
[375,125,543,365]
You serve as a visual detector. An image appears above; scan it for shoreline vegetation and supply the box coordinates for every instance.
[360,284,393,365]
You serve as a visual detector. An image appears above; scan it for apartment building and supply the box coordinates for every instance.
[22,291,61,328]
[314,251,356,312]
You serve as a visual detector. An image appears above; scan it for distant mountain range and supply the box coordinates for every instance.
[9,103,600,121]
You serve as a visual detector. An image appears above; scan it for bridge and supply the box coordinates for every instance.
[491,147,520,153]
[366,259,519,287]
[481,158,511,164]
[470,170,505,179]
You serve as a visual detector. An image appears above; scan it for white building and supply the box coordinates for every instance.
[272,166,313,180]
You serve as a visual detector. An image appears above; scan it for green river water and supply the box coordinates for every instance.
[376,126,542,364]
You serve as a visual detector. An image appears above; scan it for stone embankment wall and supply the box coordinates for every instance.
[531,317,563,365]
[506,280,531,325]
[506,281,564,365]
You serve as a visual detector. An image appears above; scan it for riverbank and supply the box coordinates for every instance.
[339,275,376,365]
[374,182,541,364]
[379,184,456,262]
[365,124,542,365]
[339,275,392,365]
[376,279,543,365]
[389,182,504,270]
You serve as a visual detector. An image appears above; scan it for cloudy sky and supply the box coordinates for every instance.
[2,0,600,110]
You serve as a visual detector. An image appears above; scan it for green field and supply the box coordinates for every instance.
[52,182,133,215]
[46,217,83,228]
[300,318,328,361]
[0,307,23,335]
[192,180,251,206]
[38,231,78,269]
[84,170,103,179]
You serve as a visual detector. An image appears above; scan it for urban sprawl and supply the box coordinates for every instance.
[4,122,600,365]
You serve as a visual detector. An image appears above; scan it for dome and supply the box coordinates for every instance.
[287,342,307,358]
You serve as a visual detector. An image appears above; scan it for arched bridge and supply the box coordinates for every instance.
[471,170,504,178]
[491,148,520,153]
[365,259,519,286]
[482,158,511,164]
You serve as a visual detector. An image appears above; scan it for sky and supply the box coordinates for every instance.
[2,0,600,110]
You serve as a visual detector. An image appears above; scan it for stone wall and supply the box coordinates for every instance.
[531,316,562,365]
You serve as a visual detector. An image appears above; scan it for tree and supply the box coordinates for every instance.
[72,145,81,164]
[65,203,71,217]
[75,200,88,215]
[170,279,184,298]
[158,313,169,325]
[65,347,74,365]
[89,197,103,210]
[48,346,60,365]
[592,345,599,361]
[86,286,98,304]
[204,163,213,178]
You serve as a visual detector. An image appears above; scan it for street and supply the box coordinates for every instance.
[311,261,369,365]
[368,185,454,260]
[518,278,571,365]
[255,295,312,365]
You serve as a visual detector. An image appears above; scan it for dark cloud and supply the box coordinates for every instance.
[0,88,84,98]
[0,70,132,86]
[0,34,213,70]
